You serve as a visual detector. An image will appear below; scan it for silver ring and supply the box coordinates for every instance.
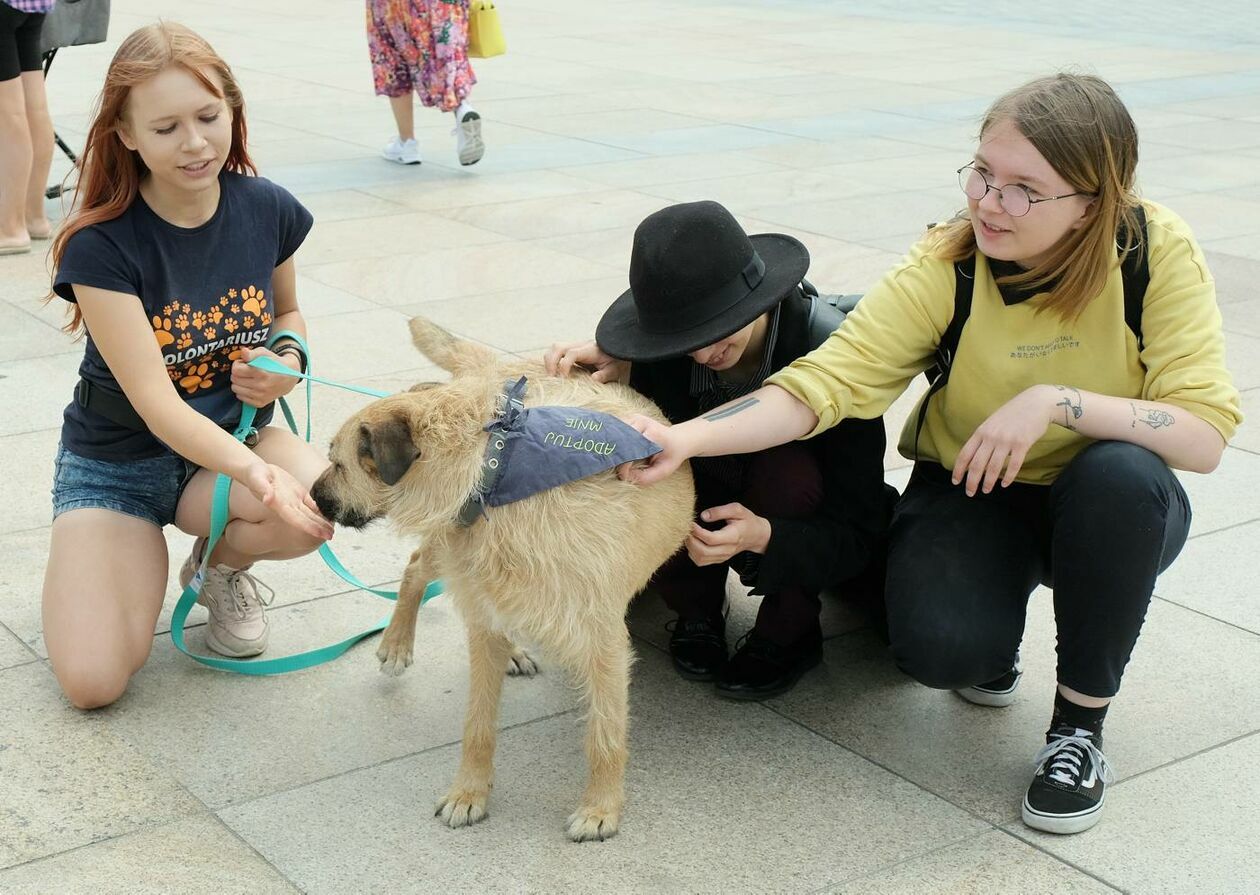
[494,439,504,449]
[488,458,499,469]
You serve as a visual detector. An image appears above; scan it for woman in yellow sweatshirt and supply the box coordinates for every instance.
[623,73,1241,836]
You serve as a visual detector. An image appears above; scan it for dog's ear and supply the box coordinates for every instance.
[408,316,494,375]
[360,414,420,486]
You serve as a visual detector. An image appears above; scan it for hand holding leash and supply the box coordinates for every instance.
[231,347,301,407]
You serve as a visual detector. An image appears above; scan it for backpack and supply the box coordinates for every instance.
[803,206,1151,456]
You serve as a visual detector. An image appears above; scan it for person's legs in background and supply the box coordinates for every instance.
[0,8,47,253]
[414,0,482,165]
[366,0,422,164]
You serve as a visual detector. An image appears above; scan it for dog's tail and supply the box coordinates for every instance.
[409,316,495,375]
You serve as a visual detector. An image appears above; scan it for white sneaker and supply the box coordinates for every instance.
[382,136,421,165]
[179,538,273,658]
[453,102,484,166]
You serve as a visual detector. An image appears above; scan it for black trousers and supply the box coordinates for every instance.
[885,441,1191,699]
[650,441,824,644]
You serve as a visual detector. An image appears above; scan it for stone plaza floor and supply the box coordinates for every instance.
[2,0,1259,892]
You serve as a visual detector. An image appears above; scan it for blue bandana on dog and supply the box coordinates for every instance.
[457,377,662,526]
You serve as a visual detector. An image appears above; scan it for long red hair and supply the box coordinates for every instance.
[49,21,256,335]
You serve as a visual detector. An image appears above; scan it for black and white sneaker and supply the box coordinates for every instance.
[956,651,1022,707]
[1022,725,1115,834]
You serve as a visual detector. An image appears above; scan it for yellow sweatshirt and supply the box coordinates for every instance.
[767,201,1242,484]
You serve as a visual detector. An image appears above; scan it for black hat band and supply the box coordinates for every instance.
[637,250,766,335]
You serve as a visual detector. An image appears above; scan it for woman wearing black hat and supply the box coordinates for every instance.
[545,200,896,700]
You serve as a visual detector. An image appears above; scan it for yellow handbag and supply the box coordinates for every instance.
[468,0,506,59]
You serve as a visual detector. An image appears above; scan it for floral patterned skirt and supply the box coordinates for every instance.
[365,0,476,111]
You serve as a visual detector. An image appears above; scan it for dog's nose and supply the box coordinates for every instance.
[310,477,340,522]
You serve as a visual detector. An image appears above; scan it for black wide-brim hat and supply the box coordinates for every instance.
[596,200,809,362]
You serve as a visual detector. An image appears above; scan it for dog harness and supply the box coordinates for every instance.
[457,376,662,526]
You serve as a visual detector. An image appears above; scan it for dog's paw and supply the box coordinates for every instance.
[566,805,620,842]
[435,787,490,829]
[506,646,540,677]
[376,636,413,676]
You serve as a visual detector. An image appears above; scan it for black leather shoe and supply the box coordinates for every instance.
[667,615,727,681]
[715,629,823,701]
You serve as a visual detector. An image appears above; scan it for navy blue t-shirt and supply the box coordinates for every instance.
[53,172,313,460]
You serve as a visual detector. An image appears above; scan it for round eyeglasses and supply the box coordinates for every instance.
[957,163,1094,218]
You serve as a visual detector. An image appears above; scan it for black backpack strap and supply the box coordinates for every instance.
[1120,204,1150,350]
[914,255,975,460]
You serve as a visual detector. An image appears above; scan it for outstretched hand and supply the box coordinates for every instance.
[242,461,334,541]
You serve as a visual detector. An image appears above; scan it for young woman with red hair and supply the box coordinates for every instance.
[44,21,333,709]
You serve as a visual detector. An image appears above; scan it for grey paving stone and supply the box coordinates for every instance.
[0,428,60,535]
[1178,446,1260,537]
[0,624,35,669]
[99,592,578,809]
[770,594,1260,826]
[0,814,300,895]
[1012,733,1260,895]
[218,647,986,895]
[1156,519,1260,634]
[0,663,203,869]
[824,829,1114,894]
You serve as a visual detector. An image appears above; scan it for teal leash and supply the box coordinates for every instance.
[168,330,442,675]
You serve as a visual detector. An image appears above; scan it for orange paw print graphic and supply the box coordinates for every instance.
[241,285,266,317]
[261,312,272,325]
[228,288,238,299]
[244,315,255,328]
[175,313,189,331]
[176,332,193,350]
[219,296,229,307]
[204,326,217,340]
[228,347,245,362]
[181,303,192,315]
[223,318,239,333]
[191,311,207,329]
[179,363,215,393]
[152,315,174,348]
[229,304,240,314]
[208,307,224,325]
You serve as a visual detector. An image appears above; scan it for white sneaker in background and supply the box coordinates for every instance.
[382,135,422,165]
[452,102,485,166]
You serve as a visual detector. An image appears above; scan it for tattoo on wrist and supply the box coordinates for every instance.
[1130,402,1175,430]
[1053,386,1083,430]
[703,397,760,422]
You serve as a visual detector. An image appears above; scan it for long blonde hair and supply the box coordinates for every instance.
[931,73,1142,320]
[49,21,256,335]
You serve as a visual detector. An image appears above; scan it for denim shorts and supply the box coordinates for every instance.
[51,443,199,528]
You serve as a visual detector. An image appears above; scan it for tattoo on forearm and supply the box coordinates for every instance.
[703,397,760,422]
[1130,402,1175,430]
[1054,386,1083,430]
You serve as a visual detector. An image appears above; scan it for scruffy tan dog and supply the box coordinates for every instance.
[310,317,694,841]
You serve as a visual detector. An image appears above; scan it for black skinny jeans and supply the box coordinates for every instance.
[885,440,1191,699]
[651,441,825,644]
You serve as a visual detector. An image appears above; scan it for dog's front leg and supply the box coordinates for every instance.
[436,621,511,828]
[567,627,632,842]
[377,544,432,675]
